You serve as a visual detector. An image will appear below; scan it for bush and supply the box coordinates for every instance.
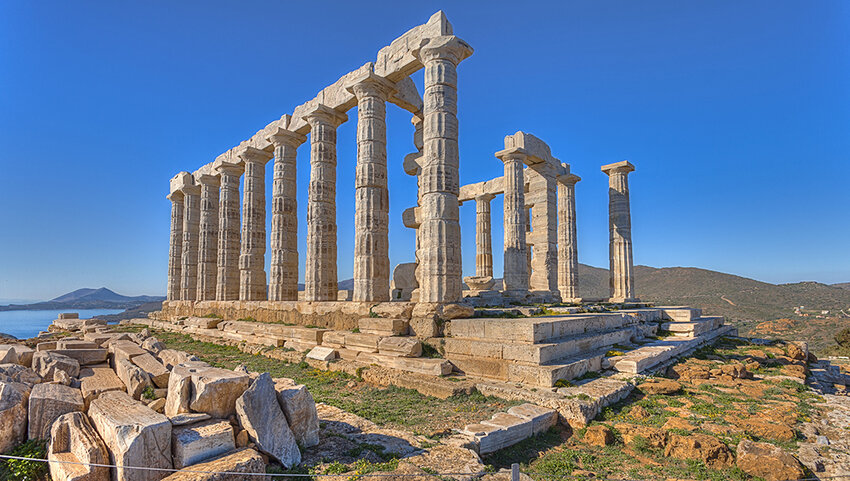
[835,327,850,348]
[1,439,49,481]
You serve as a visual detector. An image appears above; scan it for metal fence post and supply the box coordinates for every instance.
[511,463,520,481]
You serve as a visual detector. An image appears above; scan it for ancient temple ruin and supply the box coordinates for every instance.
[163,12,639,322]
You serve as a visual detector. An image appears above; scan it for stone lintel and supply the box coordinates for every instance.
[302,104,348,128]
[601,160,635,175]
[170,171,194,195]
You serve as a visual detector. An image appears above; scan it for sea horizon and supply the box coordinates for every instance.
[0,308,124,340]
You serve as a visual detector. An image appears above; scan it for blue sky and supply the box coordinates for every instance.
[1,1,848,301]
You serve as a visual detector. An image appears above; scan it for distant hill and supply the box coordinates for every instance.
[833,282,850,290]
[576,264,850,321]
[0,287,164,312]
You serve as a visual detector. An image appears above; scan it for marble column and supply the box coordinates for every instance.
[215,162,242,301]
[196,174,220,301]
[474,194,495,277]
[557,172,581,301]
[180,182,201,301]
[498,147,529,295]
[601,161,636,302]
[303,104,348,301]
[349,73,396,302]
[413,36,473,303]
[268,129,306,302]
[238,147,273,301]
[526,164,558,295]
[166,192,184,301]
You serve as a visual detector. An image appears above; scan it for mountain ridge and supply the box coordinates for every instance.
[0,287,164,312]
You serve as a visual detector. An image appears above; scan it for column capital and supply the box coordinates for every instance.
[267,127,307,148]
[215,160,243,177]
[302,103,348,129]
[179,183,201,196]
[495,147,529,164]
[601,160,635,175]
[166,191,184,202]
[475,193,496,202]
[237,146,273,164]
[345,72,397,100]
[557,173,581,186]
[413,35,473,65]
[196,173,221,187]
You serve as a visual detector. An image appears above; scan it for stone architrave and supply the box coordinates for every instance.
[238,147,273,301]
[196,174,220,301]
[166,191,184,301]
[412,36,473,304]
[498,147,529,296]
[474,193,495,277]
[348,72,396,302]
[303,104,348,301]
[267,127,306,301]
[215,162,243,301]
[601,161,637,302]
[557,171,581,301]
[180,181,202,301]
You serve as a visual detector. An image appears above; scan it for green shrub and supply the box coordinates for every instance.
[141,386,157,400]
[835,327,850,348]
[1,439,49,481]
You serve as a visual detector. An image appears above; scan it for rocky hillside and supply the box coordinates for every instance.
[0,288,164,312]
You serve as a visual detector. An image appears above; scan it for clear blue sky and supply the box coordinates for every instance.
[1,1,848,301]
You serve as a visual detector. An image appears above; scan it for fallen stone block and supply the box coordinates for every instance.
[166,363,248,418]
[378,337,422,357]
[116,357,153,400]
[169,413,211,426]
[172,419,235,469]
[109,340,149,364]
[0,381,28,453]
[160,448,266,481]
[158,349,201,370]
[481,412,533,448]
[462,423,505,455]
[28,382,84,440]
[0,363,42,385]
[133,353,171,388]
[142,337,166,354]
[36,341,58,351]
[274,378,320,448]
[50,348,109,366]
[32,350,80,380]
[56,340,99,350]
[236,373,300,467]
[507,404,558,434]
[89,391,172,481]
[184,317,223,329]
[306,346,337,361]
[79,365,125,409]
[48,411,110,481]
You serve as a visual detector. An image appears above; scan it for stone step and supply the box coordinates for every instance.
[444,326,636,364]
[448,349,608,387]
[660,307,702,322]
[449,313,637,344]
[357,318,409,336]
[611,324,736,374]
[355,352,452,376]
[661,317,724,337]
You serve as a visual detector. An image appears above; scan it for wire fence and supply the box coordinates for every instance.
[2,454,849,481]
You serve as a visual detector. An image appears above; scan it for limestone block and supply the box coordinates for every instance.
[32,351,80,381]
[172,420,235,469]
[0,344,34,367]
[358,318,409,336]
[134,353,171,388]
[79,366,125,409]
[464,276,495,291]
[48,412,110,481]
[149,397,166,413]
[321,331,347,348]
[236,373,300,467]
[356,353,452,376]
[344,332,382,353]
[36,341,57,351]
[57,340,99,350]
[116,357,153,400]
[89,391,173,481]
[59,313,80,320]
[378,337,422,357]
[169,413,211,426]
[142,337,166,354]
[274,378,320,448]
[0,363,42,385]
[50,348,109,366]
[462,423,504,455]
[0,381,28,453]
[370,301,415,319]
[158,349,201,371]
[160,448,266,481]
[28,382,84,440]
[507,404,558,434]
[408,318,441,338]
[166,363,248,418]
[109,340,148,364]
[183,317,222,329]
[306,346,337,361]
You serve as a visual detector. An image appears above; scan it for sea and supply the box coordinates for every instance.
[0,309,124,340]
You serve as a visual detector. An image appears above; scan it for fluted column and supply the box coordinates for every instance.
[196,174,220,301]
[602,161,637,302]
[303,104,348,301]
[557,172,581,301]
[348,73,396,302]
[498,147,529,295]
[180,182,201,301]
[527,164,558,295]
[238,147,273,301]
[215,162,242,301]
[413,36,473,304]
[475,194,495,277]
[166,192,184,301]
[268,129,306,301]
